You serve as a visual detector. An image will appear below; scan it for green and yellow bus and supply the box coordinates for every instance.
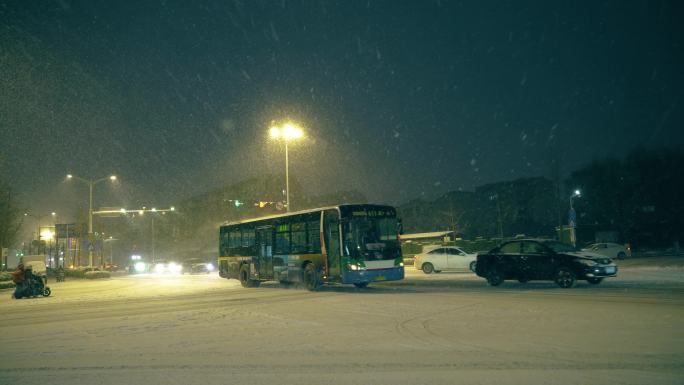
[218,204,404,290]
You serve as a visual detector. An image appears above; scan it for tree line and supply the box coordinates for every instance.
[397,148,683,249]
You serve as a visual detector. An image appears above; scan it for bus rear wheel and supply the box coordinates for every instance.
[353,282,368,288]
[303,263,319,291]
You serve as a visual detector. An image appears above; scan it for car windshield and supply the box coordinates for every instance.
[543,241,579,253]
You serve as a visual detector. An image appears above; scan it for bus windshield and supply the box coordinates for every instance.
[342,217,399,260]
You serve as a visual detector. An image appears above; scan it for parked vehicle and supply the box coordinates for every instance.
[581,242,630,260]
[475,239,618,288]
[414,246,477,274]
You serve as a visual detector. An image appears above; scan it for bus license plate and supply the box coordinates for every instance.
[375,275,386,281]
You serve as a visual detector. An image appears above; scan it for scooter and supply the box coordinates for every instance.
[14,272,51,299]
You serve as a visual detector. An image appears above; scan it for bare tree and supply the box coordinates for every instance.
[0,176,23,270]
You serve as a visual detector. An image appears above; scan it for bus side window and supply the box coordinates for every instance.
[275,224,290,255]
[229,229,242,255]
[291,221,307,254]
[220,229,230,255]
[242,227,255,255]
[307,220,321,253]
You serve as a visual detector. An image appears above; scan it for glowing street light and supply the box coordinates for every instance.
[269,122,304,212]
[569,189,582,247]
[570,189,581,209]
[66,173,118,268]
[40,228,55,241]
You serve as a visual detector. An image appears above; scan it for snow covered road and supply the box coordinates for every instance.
[1,269,683,385]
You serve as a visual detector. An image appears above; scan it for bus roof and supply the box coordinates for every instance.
[219,203,395,227]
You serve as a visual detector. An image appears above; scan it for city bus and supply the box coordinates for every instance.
[218,204,404,290]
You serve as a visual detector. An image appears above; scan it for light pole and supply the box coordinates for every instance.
[269,122,304,212]
[66,173,117,267]
[103,236,118,267]
[39,227,55,267]
[569,189,581,247]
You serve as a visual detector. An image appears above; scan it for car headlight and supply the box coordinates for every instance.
[168,262,182,273]
[578,259,598,266]
[154,263,166,273]
[134,262,146,272]
[206,263,214,271]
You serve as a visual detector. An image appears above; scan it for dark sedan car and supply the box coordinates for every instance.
[475,239,618,288]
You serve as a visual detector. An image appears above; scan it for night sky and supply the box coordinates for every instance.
[1,0,683,217]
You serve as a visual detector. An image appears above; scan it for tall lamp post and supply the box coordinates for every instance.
[269,122,304,212]
[67,174,118,268]
[569,189,581,247]
[39,228,56,267]
[103,236,118,267]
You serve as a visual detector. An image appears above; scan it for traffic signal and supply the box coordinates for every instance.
[258,201,268,208]
[234,200,242,207]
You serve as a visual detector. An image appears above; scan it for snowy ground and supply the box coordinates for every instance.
[1,267,683,385]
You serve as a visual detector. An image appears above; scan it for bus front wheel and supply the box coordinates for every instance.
[303,264,319,291]
[239,264,259,288]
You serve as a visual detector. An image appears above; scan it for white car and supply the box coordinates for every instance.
[581,242,631,260]
[413,246,477,274]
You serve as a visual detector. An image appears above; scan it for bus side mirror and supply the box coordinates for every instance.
[397,219,404,235]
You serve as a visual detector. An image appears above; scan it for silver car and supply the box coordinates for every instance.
[413,246,477,274]
[582,242,631,260]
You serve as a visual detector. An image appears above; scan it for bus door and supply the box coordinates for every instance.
[256,226,274,279]
[324,210,341,278]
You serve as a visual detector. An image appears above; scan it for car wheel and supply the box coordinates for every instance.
[42,287,51,297]
[555,267,576,288]
[303,263,319,291]
[353,282,369,288]
[487,270,504,286]
[434,270,442,273]
[517,277,529,283]
[422,263,434,274]
[617,252,626,260]
[469,261,477,273]
[587,277,603,285]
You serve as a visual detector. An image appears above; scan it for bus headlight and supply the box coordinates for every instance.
[347,263,366,271]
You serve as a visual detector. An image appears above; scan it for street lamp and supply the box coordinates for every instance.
[569,189,581,247]
[269,122,304,212]
[103,236,118,267]
[66,173,118,267]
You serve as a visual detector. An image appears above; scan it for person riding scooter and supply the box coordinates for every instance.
[11,263,27,299]
[12,263,51,299]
